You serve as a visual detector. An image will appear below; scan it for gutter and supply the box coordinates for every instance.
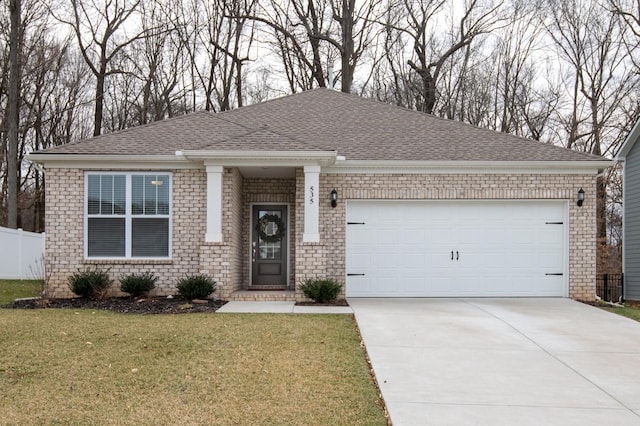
[325,159,613,174]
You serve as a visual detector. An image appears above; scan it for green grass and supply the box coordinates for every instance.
[0,280,42,305]
[0,310,387,425]
[601,304,640,322]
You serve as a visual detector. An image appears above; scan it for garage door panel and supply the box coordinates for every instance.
[346,201,567,298]
[399,229,428,244]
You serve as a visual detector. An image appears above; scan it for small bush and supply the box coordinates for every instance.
[120,271,157,297]
[68,268,112,299]
[177,274,216,300]
[300,278,342,303]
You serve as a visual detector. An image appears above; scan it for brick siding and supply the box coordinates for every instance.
[44,167,596,301]
[45,169,205,298]
[294,171,597,301]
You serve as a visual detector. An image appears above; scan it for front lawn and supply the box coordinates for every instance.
[0,280,42,305]
[0,309,387,424]
[601,304,640,322]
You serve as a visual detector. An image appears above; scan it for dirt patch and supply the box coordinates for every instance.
[6,297,226,314]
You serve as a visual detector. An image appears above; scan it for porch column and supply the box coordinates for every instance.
[303,165,320,242]
[205,165,223,242]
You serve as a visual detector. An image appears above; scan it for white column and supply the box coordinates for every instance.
[303,165,320,242]
[205,165,223,242]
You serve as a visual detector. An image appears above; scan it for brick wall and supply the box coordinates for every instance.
[45,169,205,298]
[45,167,597,301]
[294,171,597,301]
[199,167,244,300]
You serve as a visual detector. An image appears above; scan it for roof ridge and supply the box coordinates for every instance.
[215,88,328,117]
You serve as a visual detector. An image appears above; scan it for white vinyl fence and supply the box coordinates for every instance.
[0,226,45,280]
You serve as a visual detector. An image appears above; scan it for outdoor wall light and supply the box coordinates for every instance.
[577,188,585,207]
[330,189,338,208]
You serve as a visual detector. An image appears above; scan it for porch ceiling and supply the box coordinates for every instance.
[238,166,296,178]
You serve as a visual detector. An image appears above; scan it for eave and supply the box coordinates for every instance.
[26,154,196,169]
[325,159,612,174]
[26,152,611,174]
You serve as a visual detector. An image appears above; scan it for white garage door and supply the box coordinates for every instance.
[346,201,567,297]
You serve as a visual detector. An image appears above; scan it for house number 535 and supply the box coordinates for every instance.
[309,185,315,204]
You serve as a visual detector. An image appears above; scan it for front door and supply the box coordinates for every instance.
[252,205,288,287]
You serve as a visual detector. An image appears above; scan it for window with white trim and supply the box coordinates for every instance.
[86,172,171,258]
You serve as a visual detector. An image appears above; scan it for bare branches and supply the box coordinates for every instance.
[383,0,507,113]
[54,0,151,135]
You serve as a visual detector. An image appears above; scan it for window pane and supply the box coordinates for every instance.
[102,176,113,214]
[113,176,126,214]
[132,175,144,214]
[144,175,156,214]
[157,175,170,214]
[132,174,169,216]
[88,218,125,257]
[132,218,169,257]
[88,175,126,215]
[87,175,100,215]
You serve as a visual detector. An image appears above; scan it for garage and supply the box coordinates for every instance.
[345,201,568,297]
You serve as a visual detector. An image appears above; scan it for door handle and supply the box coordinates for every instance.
[456,251,459,261]
[451,251,454,260]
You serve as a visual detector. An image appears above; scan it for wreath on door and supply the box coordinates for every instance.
[255,214,286,243]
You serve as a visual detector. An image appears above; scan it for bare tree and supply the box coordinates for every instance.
[173,0,257,112]
[243,0,381,93]
[248,0,331,92]
[546,0,639,271]
[53,0,150,136]
[6,0,21,228]
[383,0,505,113]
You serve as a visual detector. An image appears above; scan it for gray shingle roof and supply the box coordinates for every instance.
[37,89,603,162]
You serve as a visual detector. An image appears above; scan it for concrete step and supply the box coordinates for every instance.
[228,290,296,302]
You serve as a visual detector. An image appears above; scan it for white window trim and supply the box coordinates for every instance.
[84,171,173,260]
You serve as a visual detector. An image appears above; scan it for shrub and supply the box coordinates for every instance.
[300,278,342,303]
[68,268,112,299]
[177,274,216,300]
[120,271,157,297]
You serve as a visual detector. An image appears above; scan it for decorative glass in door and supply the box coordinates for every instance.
[252,205,288,286]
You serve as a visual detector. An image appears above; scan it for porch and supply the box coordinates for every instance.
[195,163,332,302]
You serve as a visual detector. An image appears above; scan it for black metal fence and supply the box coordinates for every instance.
[596,273,624,303]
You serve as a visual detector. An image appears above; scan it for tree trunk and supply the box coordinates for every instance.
[93,67,106,136]
[340,0,354,93]
[7,0,21,229]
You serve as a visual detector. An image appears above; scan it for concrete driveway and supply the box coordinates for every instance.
[350,298,640,426]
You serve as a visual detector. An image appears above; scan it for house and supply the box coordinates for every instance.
[28,89,610,301]
[615,118,640,301]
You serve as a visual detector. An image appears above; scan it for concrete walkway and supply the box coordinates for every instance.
[217,301,353,314]
[350,298,640,426]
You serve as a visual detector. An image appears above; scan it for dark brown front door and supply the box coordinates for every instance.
[252,205,288,286]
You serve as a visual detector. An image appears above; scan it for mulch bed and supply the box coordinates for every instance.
[6,297,227,314]
[6,297,349,314]
[295,299,350,307]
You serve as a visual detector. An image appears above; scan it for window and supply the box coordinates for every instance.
[86,173,171,258]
